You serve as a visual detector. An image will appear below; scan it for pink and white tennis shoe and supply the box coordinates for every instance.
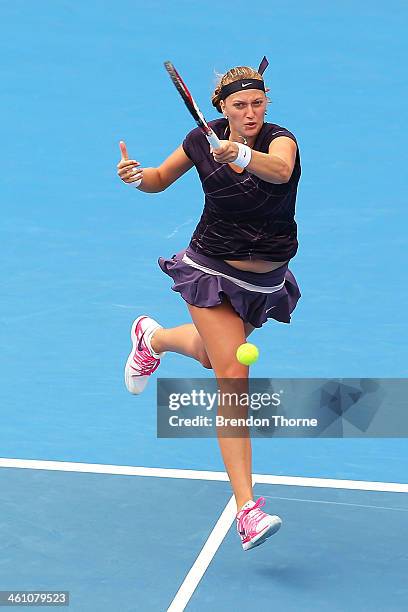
[236,497,282,551]
[124,315,166,394]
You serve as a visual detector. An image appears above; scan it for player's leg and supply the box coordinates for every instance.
[186,298,254,510]
[125,314,254,394]
[186,299,282,550]
[151,321,255,370]
[151,323,212,369]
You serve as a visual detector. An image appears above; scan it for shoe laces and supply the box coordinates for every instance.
[237,497,266,536]
[130,333,160,376]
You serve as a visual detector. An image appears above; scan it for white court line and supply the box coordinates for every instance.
[1,457,407,611]
[254,473,408,493]
[260,494,408,512]
[0,458,230,481]
[0,458,407,492]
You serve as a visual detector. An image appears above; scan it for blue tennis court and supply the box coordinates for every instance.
[2,1,408,610]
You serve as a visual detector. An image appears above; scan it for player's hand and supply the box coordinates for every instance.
[210,140,240,164]
[117,141,143,184]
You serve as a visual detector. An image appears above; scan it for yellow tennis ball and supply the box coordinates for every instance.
[236,342,259,365]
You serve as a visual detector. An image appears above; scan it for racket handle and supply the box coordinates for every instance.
[206,131,221,149]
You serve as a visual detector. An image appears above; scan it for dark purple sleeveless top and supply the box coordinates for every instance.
[182,118,301,261]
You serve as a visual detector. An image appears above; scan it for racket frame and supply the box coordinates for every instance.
[164,61,221,149]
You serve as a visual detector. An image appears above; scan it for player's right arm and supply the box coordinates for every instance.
[117,141,193,193]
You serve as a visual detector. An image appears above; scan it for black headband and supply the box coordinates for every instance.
[218,56,269,101]
[219,79,265,100]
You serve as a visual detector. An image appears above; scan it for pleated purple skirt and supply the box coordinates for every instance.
[158,246,301,328]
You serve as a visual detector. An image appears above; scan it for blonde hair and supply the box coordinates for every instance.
[211,66,266,113]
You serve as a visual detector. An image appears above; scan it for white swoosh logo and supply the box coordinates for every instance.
[266,306,276,313]
[241,82,253,87]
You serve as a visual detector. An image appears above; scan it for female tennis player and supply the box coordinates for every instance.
[117,60,301,551]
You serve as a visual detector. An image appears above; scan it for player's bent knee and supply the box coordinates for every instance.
[193,339,211,369]
[199,351,212,369]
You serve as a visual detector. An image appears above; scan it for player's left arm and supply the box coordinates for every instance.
[245,137,297,184]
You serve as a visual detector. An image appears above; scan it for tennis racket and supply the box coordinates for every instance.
[164,61,221,150]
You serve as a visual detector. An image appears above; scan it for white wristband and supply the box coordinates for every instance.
[131,177,142,188]
[233,143,252,168]
[129,166,143,188]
